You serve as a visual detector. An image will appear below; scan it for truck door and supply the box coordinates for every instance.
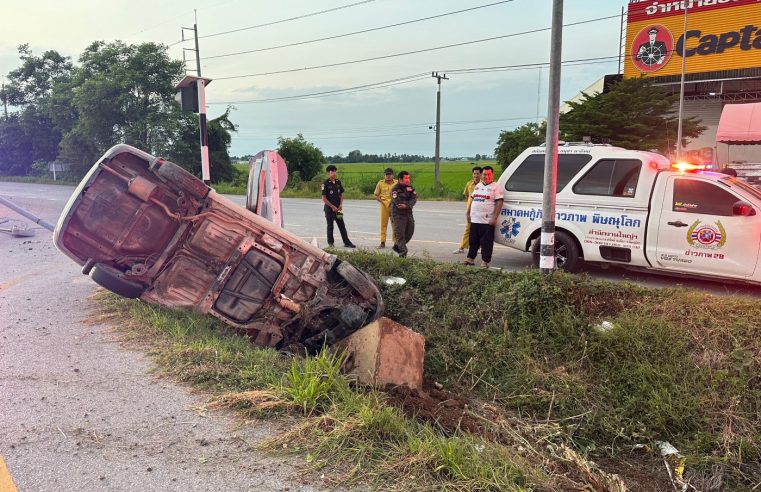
[655,176,761,278]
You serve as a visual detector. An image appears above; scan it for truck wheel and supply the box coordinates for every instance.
[90,263,146,299]
[531,231,581,273]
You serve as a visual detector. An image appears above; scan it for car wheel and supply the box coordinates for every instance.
[90,263,147,299]
[335,261,380,301]
[154,160,209,200]
[531,231,581,273]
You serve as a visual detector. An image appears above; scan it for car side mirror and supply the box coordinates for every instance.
[732,201,757,216]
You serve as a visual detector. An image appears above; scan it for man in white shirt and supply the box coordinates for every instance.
[463,166,504,268]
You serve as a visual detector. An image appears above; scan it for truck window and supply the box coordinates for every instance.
[673,179,739,216]
[573,159,641,197]
[505,154,592,193]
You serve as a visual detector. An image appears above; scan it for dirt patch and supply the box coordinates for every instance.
[383,379,486,436]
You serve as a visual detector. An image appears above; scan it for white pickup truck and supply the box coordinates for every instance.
[494,144,761,285]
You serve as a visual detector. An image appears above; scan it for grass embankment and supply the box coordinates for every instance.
[96,253,761,490]
[219,161,489,200]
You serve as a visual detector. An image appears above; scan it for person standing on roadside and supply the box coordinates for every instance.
[452,165,482,254]
[373,167,397,249]
[390,171,417,258]
[321,165,356,249]
[464,166,503,268]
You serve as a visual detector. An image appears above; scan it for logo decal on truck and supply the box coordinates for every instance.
[499,218,521,243]
[687,220,727,250]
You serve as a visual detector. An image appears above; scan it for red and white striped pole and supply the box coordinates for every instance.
[197,78,210,184]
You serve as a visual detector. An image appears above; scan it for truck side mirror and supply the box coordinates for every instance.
[732,201,756,216]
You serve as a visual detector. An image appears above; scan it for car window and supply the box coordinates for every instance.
[573,159,641,197]
[673,179,739,216]
[505,154,592,193]
[724,176,761,202]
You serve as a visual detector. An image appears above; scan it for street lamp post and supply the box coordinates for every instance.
[676,2,689,159]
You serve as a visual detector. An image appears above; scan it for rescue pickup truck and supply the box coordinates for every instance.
[494,144,761,284]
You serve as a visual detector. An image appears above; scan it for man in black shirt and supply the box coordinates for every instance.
[321,165,356,248]
[390,171,417,257]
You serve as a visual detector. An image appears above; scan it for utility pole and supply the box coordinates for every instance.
[1,77,8,119]
[676,3,689,159]
[181,11,210,184]
[540,0,564,274]
[431,72,448,187]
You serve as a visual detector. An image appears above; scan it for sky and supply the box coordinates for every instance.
[0,0,629,159]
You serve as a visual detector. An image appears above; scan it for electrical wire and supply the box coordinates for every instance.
[213,14,621,81]
[208,56,618,105]
[234,125,516,141]
[210,72,430,104]
[197,0,515,61]
[233,116,539,137]
[199,0,377,40]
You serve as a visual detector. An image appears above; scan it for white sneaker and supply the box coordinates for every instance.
[452,248,464,254]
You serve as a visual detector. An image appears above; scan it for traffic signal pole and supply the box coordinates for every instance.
[540,0,563,274]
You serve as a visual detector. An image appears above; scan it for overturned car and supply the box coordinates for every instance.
[53,144,383,350]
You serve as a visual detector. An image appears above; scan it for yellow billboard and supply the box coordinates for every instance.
[624,0,761,78]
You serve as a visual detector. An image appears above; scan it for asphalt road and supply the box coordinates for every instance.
[0,182,326,491]
[1,180,760,490]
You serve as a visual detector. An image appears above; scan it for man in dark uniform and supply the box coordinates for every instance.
[390,171,417,258]
[321,165,356,248]
[636,27,667,67]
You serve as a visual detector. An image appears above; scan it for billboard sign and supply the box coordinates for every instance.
[625,0,761,78]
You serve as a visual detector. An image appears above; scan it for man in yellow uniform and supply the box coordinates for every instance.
[373,167,396,249]
[452,165,482,254]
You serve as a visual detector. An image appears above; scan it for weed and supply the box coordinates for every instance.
[281,348,349,416]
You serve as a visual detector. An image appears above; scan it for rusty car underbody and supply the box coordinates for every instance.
[54,144,383,350]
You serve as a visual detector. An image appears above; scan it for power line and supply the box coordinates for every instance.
[234,125,517,141]
[234,116,539,137]
[210,72,430,104]
[213,14,621,81]
[198,0,515,61]
[198,0,377,40]
[208,56,618,105]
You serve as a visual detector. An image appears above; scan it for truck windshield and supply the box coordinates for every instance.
[724,177,761,202]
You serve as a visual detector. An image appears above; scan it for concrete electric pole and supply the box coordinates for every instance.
[432,72,448,187]
[540,0,564,274]
[181,11,210,185]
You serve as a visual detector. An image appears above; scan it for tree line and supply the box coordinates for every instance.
[0,43,238,182]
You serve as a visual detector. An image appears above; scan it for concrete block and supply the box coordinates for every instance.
[336,317,424,390]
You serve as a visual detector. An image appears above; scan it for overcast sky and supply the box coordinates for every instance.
[1,0,628,158]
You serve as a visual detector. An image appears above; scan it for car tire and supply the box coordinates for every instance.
[154,160,209,200]
[531,231,581,273]
[90,263,146,299]
[335,261,380,301]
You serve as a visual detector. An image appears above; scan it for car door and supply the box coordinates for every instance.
[655,175,761,278]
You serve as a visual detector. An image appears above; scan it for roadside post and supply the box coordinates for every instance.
[540,0,563,274]
[174,75,213,184]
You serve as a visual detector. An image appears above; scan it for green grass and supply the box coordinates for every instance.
[228,161,492,200]
[94,254,761,490]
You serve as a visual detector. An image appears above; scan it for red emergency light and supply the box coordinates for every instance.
[672,161,712,173]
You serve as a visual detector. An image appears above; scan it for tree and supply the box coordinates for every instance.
[165,108,239,183]
[560,77,705,155]
[0,45,74,175]
[494,122,546,171]
[277,134,326,181]
[59,41,185,176]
